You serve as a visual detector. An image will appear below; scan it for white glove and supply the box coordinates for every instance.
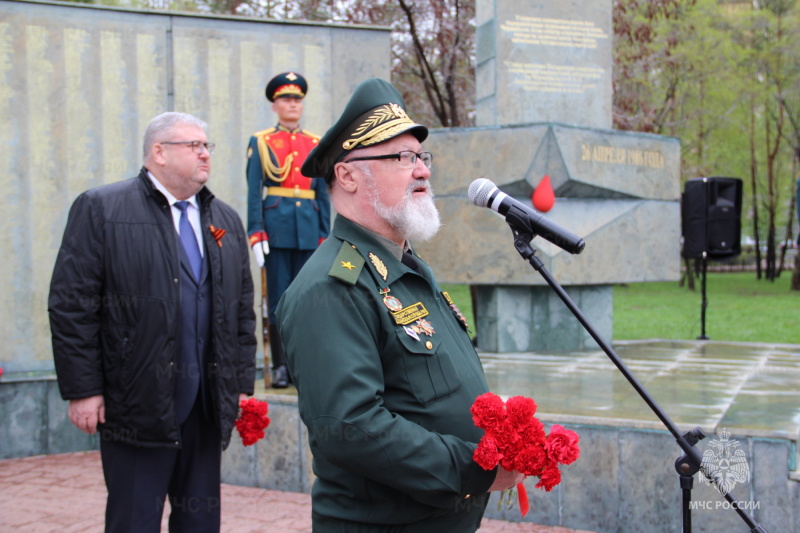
[252,241,269,267]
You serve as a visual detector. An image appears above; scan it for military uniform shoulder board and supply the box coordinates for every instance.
[254,127,278,137]
[328,242,365,285]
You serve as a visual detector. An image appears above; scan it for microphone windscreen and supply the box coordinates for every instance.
[468,178,495,207]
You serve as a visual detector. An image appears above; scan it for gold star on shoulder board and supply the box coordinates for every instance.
[341,261,355,270]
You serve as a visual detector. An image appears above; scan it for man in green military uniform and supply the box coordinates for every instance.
[276,78,523,532]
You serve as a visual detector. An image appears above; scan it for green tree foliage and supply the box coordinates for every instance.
[238,0,476,128]
[320,0,476,128]
[738,0,799,280]
[614,0,800,287]
[614,0,750,182]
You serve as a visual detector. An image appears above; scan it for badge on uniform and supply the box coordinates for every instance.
[442,291,470,331]
[380,288,403,311]
[369,252,388,281]
[411,318,435,337]
[403,325,420,341]
[390,302,429,326]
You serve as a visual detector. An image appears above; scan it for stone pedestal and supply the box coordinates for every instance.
[416,123,681,352]
[414,0,680,352]
[475,285,612,352]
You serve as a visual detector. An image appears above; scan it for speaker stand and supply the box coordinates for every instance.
[697,253,710,340]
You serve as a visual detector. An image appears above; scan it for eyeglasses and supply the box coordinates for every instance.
[160,140,215,155]
[344,150,433,169]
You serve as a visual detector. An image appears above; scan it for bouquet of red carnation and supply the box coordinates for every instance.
[471,392,580,516]
[235,398,271,446]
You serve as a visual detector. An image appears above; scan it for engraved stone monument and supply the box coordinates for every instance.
[415,0,681,352]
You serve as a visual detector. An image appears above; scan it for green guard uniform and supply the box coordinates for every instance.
[276,215,496,532]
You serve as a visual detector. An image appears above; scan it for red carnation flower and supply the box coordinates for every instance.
[505,395,537,423]
[470,392,506,431]
[513,442,549,477]
[495,420,524,449]
[545,424,580,465]
[235,398,271,446]
[519,418,547,446]
[470,393,581,515]
[474,435,504,470]
[535,460,562,492]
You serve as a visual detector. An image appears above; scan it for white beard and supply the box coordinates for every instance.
[364,172,442,243]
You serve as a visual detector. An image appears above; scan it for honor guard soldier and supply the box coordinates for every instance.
[276,79,523,532]
[246,72,331,388]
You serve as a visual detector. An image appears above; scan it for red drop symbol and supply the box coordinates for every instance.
[532,175,555,212]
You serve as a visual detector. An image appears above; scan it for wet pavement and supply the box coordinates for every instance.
[481,339,800,439]
[0,451,595,533]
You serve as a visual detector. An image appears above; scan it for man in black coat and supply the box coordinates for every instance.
[48,112,257,533]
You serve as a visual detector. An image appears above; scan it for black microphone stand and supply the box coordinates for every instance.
[697,252,710,340]
[503,209,769,533]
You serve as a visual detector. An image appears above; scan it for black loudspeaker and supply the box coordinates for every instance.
[682,177,743,259]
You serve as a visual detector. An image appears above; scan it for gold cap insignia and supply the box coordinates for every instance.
[343,104,419,151]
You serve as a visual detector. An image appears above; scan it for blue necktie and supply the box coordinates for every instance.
[175,201,202,280]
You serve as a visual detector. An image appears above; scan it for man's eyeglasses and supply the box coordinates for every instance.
[160,140,216,155]
[344,150,433,169]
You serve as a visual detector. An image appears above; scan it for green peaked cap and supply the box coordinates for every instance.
[300,78,428,182]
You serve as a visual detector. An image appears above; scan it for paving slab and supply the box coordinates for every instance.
[0,451,597,533]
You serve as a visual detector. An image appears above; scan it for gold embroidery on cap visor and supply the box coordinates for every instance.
[342,103,422,151]
[273,84,304,99]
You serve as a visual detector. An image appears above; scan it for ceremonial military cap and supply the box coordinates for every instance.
[265,72,308,102]
[301,78,428,182]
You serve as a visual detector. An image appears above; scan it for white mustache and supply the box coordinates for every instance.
[407,179,432,196]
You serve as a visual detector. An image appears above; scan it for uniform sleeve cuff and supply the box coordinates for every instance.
[248,231,268,247]
[461,461,498,498]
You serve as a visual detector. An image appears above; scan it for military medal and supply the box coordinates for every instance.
[411,318,435,337]
[380,288,403,311]
[403,325,420,341]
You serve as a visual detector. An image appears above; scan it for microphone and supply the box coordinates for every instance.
[468,178,585,255]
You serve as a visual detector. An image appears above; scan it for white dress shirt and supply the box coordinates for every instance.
[147,171,204,257]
